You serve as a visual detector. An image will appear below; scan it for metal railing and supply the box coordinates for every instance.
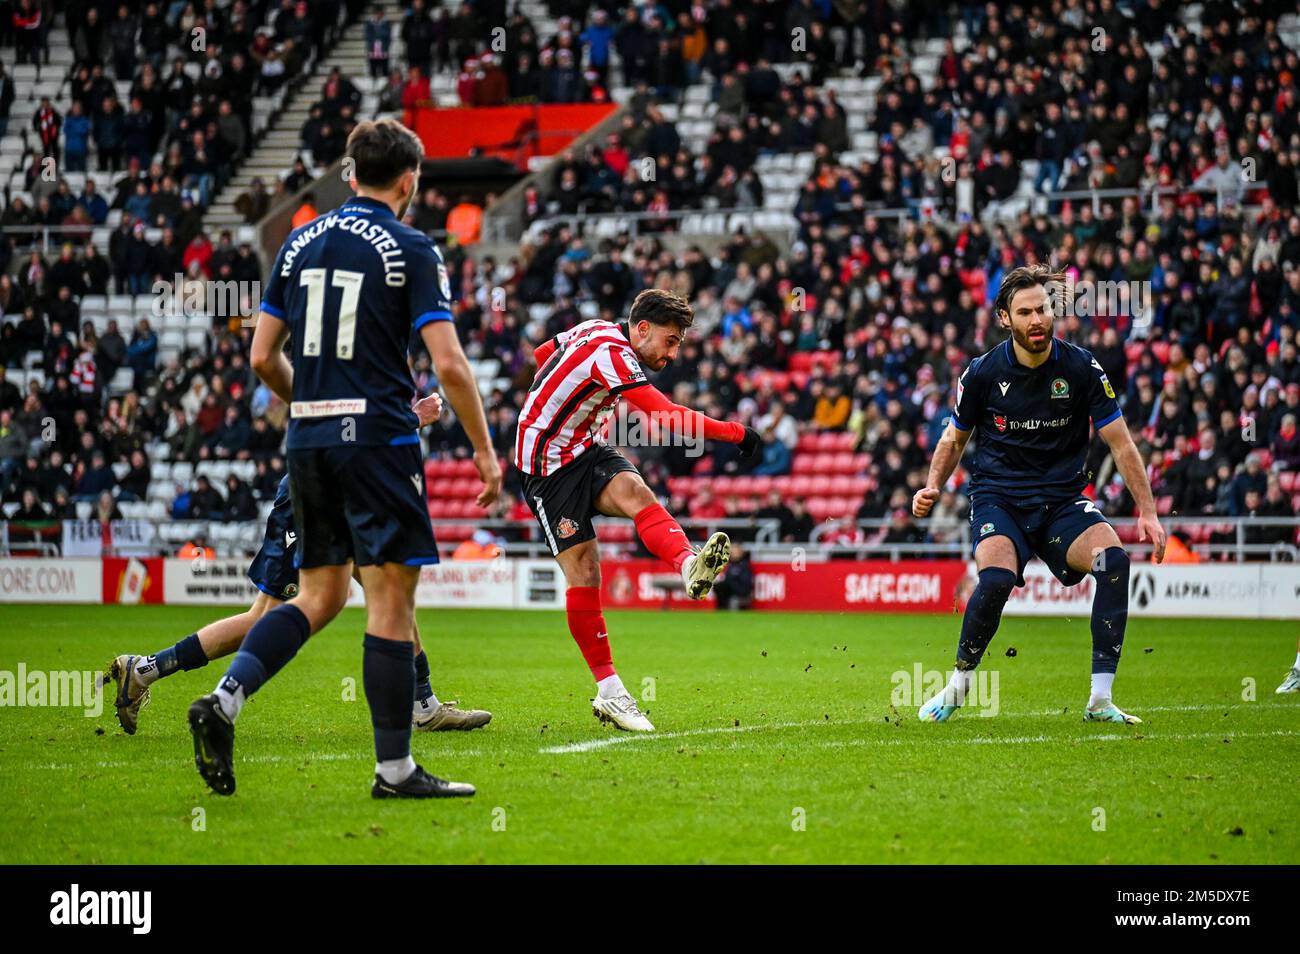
[525,205,796,242]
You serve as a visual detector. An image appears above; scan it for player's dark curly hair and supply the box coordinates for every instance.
[993,264,1065,324]
[628,288,694,330]
[346,119,424,188]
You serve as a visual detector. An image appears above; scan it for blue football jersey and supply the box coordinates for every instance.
[259,196,454,449]
[951,337,1122,504]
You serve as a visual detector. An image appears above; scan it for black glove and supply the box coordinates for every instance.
[738,425,762,459]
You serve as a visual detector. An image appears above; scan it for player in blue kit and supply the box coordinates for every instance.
[912,265,1167,725]
[102,396,491,736]
[186,119,501,798]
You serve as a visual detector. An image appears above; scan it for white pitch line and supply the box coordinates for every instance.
[540,703,1287,755]
[539,719,833,754]
[765,728,1300,751]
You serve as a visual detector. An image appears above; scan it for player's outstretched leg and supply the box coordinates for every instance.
[410,622,491,731]
[105,595,278,735]
[633,502,729,599]
[920,566,1017,722]
[1276,637,1300,694]
[189,601,313,795]
[1083,547,1141,724]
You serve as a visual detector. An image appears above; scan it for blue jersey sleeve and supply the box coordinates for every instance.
[1084,353,1123,428]
[409,236,454,332]
[951,357,984,431]
[260,241,290,320]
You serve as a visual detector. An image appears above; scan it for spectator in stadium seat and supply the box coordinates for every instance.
[365,6,392,80]
[0,368,20,412]
[813,381,850,431]
[712,541,753,610]
[446,196,482,246]
[222,474,258,522]
[0,409,27,491]
[125,319,157,388]
[94,489,123,524]
[93,95,125,172]
[211,406,250,459]
[0,63,14,139]
[1273,413,1300,471]
[688,485,727,521]
[11,0,44,64]
[14,489,49,522]
[118,449,149,502]
[290,192,318,230]
[32,96,61,160]
[234,178,271,224]
[75,451,116,502]
[187,475,224,520]
[452,529,502,561]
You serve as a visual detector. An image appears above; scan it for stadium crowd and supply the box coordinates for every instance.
[1,0,1299,559]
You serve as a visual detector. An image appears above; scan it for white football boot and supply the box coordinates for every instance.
[592,690,655,731]
[1084,701,1143,724]
[1275,667,1300,694]
[682,531,730,599]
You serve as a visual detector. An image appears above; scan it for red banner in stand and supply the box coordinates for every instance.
[599,560,972,613]
[408,103,617,167]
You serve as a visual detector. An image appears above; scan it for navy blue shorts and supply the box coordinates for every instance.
[287,443,439,569]
[246,489,299,600]
[969,491,1110,586]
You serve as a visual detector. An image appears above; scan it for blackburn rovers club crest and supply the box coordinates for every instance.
[557,517,579,539]
[994,414,1008,432]
[980,522,995,535]
[1051,377,1070,399]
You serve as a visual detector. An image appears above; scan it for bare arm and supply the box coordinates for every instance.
[1099,416,1167,561]
[249,311,292,405]
[419,321,500,507]
[913,422,972,516]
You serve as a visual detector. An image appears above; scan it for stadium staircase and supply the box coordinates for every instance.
[202,4,402,235]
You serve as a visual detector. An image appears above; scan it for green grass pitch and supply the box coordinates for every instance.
[0,604,1296,864]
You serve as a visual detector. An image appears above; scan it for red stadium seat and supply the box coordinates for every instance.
[596,523,635,542]
[435,524,474,543]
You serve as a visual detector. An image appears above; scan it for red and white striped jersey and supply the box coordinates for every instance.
[514,319,648,476]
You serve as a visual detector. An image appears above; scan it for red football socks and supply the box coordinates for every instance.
[566,586,615,681]
[633,503,693,573]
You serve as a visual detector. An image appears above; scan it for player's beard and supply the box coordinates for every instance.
[1011,322,1052,353]
[398,174,417,219]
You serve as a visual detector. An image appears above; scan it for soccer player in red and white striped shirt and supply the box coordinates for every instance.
[516,289,760,731]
